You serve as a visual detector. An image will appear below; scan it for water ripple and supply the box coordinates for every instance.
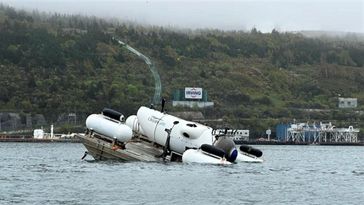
[0,143,363,205]
[352,170,364,176]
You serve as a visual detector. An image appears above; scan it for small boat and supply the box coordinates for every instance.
[78,107,263,164]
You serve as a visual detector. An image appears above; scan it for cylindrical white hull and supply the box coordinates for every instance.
[125,115,144,135]
[135,106,214,154]
[86,114,132,142]
[182,149,231,165]
[236,152,264,163]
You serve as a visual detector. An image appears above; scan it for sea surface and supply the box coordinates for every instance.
[0,143,363,205]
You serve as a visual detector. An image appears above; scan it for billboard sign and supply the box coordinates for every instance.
[185,87,203,99]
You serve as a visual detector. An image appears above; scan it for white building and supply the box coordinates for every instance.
[213,129,250,141]
[338,97,357,108]
[33,129,44,139]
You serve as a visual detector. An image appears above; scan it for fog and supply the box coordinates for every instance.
[1,0,363,33]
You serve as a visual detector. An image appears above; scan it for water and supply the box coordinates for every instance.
[0,143,363,205]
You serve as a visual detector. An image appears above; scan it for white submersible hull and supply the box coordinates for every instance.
[79,107,263,164]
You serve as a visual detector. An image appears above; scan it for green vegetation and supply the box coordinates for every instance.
[1,5,364,135]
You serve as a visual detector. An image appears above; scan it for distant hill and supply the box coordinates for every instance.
[299,30,364,41]
[0,5,363,134]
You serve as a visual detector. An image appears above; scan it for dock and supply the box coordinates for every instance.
[234,140,364,146]
[0,135,81,143]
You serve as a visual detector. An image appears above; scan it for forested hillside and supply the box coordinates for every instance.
[1,5,364,133]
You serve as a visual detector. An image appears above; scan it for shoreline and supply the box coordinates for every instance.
[235,140,364,146]
[0,137,362,145]
[0,137,81,143]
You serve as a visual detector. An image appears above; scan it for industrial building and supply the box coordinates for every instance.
[338,97,357,108]
[276,122,360,143]
[213,129,250,141]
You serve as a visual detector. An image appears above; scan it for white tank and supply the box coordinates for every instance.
[86,114,132,142]
[136,106,214,154]
[125,115,144,135]
[182,149,232,165]
[33,129,44,139]
[236,152,264,163]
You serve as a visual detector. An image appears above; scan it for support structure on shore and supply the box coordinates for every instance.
[285,122,359,143]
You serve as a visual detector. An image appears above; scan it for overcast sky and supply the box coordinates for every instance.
[1,0,363,33]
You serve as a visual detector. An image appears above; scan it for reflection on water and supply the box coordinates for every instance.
[0,143,363,205]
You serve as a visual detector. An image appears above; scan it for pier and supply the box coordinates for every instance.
[276,122,360,144]
[0,134,81,143]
